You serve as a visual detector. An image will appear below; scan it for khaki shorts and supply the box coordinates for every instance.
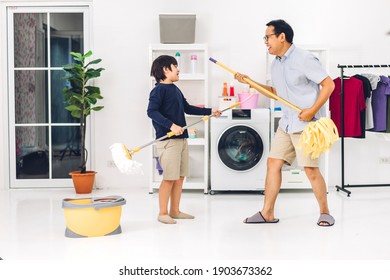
[269,128,319,167]
[156,139,189,180]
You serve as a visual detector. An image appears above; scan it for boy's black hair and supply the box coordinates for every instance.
[150,55,178,82]
[266,19,294,44]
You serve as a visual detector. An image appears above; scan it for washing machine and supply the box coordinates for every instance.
[210,108,270,193]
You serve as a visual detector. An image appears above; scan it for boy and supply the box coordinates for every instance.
[147,55,221,224]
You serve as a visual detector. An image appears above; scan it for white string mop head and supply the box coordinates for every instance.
[110,143,143,175]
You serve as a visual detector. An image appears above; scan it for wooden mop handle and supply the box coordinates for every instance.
[133,102,241,153]
[209,57,302,113]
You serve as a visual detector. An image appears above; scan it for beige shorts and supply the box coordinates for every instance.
[156,139,189,180]
[269,128,319,167]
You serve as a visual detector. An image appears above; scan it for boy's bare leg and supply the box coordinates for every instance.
[169,177,194,219]
[169,176,184,216]
[158,179,174,216]
[158,180,177,224]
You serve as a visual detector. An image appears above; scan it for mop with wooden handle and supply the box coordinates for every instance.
[209,57,339,159]
[110,98,255,175]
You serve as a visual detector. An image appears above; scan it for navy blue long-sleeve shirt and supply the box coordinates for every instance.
[147,83,212,139]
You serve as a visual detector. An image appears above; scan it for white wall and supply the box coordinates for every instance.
[2,0,390,189]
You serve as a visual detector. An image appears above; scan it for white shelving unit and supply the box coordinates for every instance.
[266,46,330,189]
[148,43,209,194]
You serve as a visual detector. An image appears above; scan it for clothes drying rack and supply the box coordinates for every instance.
[335,64,390,196]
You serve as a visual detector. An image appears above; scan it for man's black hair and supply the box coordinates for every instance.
[150,55,178,82]
[266,19,294,44]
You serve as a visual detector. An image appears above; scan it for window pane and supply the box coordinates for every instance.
[52,126,81,178]
[16,126,49,179]
[14,13,47,68]
[50,13,83,67]
[51,70,78,123]
[15,70,48,124]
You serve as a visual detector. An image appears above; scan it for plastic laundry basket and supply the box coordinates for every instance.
[62,195,126,238]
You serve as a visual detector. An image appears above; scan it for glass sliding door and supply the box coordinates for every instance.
[8,6,90,188]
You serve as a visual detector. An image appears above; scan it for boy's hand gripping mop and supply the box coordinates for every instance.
[209,57,339,159]
[110,96,256,175]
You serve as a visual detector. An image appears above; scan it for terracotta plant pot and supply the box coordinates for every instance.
[69,171,97,194]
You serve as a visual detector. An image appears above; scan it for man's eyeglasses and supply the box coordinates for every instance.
[263,34,277,41]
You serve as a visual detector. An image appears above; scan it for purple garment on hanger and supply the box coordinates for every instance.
[154,157,163,175]
[371,76,390,132]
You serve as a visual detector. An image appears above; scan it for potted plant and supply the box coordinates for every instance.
[62,50,105,194]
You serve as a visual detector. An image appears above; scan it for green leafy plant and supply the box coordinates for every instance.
[62,50,105,173]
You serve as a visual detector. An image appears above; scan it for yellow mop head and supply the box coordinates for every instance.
[298,117,339,159]
[110,143,143,175]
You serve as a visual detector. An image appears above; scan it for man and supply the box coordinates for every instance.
[235,19,335,226]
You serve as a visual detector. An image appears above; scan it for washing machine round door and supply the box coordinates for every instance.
[218,125,264,171]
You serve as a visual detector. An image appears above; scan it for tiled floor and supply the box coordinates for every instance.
[1,185,390,261]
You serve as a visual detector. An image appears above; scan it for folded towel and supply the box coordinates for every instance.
[154,157,163,175]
